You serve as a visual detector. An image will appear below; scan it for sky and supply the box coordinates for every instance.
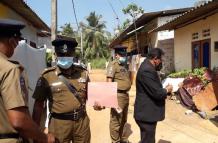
[25,0,197,34]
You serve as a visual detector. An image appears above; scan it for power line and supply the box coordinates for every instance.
[71,0,79,31]
[71,0,83,59]
[106,0,120,26]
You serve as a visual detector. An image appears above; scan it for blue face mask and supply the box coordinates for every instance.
[57,57,74,69]
[119,57,127,64]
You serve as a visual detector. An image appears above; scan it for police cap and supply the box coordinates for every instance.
[52,38,78,54]
[0,19,25,38]
[114,45,127,56]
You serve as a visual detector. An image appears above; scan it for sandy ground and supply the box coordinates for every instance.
[87,69,218,143]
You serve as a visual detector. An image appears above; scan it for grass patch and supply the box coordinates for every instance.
[89,58,108,69]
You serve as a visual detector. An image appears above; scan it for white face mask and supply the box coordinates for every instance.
[119,57,127,64]
[56,57,74,69]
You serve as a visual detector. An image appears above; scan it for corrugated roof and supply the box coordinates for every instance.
[1,0,50,31]
[149,0,218,33]
[109,7,192,48]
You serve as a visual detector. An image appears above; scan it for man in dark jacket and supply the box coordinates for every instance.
[134,48,173,143]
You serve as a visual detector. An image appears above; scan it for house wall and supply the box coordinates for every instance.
[147,16,177,74]
[157,38,175,73]
[0,3,38,46]
[174,13,218,71]
[121,37,135,52]
[38,36,52,49]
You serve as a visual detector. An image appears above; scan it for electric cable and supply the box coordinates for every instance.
[71,0,80,30]
[106,0,121,26]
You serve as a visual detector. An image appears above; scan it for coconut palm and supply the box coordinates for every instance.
[81,12,110,60]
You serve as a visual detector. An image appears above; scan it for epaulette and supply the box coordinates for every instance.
[8,60,20,65]
[41,66,56,75]
[7,60,23,70]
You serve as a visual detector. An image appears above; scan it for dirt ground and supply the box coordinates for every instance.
[87,69,218,143]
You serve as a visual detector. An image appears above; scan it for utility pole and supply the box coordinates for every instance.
[81,30,83,59]
[132,12,139,54]
[51,0,57,41]
[133,17,139,54]
[51,0,57,65]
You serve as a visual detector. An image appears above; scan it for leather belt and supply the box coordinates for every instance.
[117,89,128,94]
[51,106,86,121]
[0,133,19,139]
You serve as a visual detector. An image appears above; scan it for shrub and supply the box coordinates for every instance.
[90,58,107,69]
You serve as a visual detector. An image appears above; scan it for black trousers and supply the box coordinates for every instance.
[135,120,157,143]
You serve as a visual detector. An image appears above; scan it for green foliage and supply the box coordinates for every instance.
[122,3,144,16]
[80,11,110,61]
[168,67,209,85]
[119,19,131,32]
[90,58,107,69]
[46,51,53,67]
[120,3,144,32]
[192,67,208,84]
[59,12,111,63]
[60,23,76,37]
[168,69,192,78]
[86,12,106,30]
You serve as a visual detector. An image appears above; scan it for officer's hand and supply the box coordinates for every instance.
[93,102,105,111]
[44,127,48,134]
[165,84,173,93]
[46,133,59,143]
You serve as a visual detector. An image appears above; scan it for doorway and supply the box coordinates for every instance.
[192,39,211,69]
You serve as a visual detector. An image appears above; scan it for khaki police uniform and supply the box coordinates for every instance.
[107,59,131,143]
[33,66,90,143]
[0,53,28,143]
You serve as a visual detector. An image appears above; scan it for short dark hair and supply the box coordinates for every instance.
[147,48,164,59]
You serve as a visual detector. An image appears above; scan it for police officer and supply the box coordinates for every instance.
[106,45,132,143]
[32,37,91,143]
[0,19,56,143]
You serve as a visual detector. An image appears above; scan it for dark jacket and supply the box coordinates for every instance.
[134,59,167,122]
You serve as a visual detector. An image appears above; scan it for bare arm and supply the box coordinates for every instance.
[32,100,45,126]
[7,107,55,143]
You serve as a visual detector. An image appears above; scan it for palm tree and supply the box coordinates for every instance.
[81,12,110,60]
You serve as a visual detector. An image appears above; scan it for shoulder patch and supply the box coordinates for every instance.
[9,60,20,65]
[42,66,56,75]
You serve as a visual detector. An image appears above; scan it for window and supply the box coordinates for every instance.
[202,29,210,37]
[215,41,218,52]
[192,32,199,40]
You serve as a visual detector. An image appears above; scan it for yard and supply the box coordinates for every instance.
[87,69,218,143]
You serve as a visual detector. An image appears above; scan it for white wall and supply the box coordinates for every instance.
[157,16,178,41]
[174,13,218,71]
[38,36,52,49]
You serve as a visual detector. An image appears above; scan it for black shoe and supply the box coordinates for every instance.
[120,141,129,143]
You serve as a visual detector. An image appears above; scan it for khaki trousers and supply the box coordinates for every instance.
[110,93,129,143]
[49,115,91,143]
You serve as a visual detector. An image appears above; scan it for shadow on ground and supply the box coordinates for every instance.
[158,139,172,143]
[209,115,218,127]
